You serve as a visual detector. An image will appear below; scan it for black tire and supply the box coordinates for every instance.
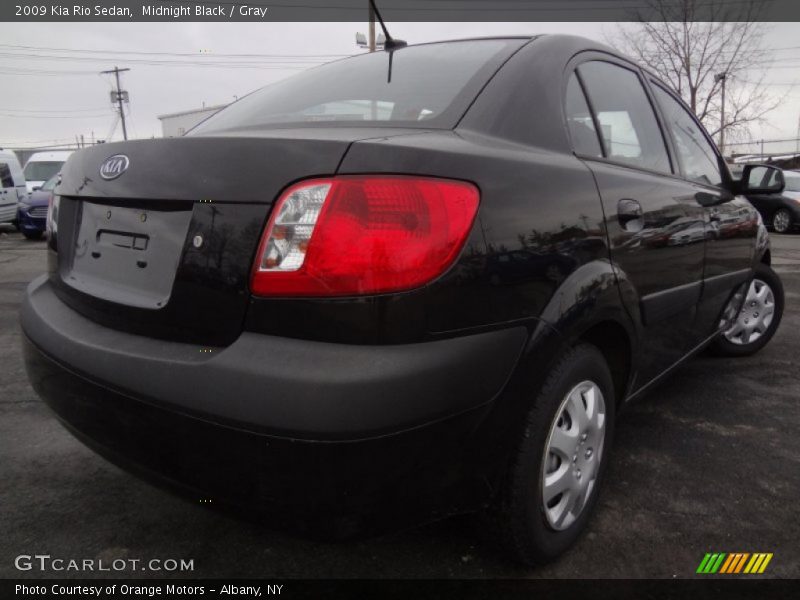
[485,344,615,565]
[22,230,42,240]
[710,263,784,357]
[771,208,792,234]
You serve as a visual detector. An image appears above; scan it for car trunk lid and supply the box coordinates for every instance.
[51,130,424,345]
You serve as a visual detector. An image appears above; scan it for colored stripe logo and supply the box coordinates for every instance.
[697,552,773,574]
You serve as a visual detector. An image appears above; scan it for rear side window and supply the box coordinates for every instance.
[565,74,602,157]
[651,85,723,188]
[0,163,13,188]
[578,61,671,174]
[191,40,523,134]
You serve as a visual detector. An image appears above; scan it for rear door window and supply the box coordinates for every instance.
[651,84,723,188]
[564,73,603,157]
[578,61,672,174]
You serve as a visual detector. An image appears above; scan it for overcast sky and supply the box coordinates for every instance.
[0,21,798,154]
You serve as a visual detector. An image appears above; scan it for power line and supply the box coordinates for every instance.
[0,50,335,64]
[0,52,324,70]
[0,112,113,119]
[0,142,84,150]
[0,52,334,65]
[0,106,111,113]
[0,137,79,145]
[0,43,349,59]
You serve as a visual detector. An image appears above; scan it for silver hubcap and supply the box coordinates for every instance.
[542,381,606,531]
[722,278,775,345]
[773,210,790,232]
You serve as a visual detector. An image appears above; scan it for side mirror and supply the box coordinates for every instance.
[740,164,785,194]
[695,190,734,207]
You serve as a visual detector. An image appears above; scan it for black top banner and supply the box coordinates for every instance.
[2,0,800,23]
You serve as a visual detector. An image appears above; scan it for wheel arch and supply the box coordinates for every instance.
[575,320,632,405]
[536,259,638,405]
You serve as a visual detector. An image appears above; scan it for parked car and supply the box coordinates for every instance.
[21,35,784,565]
[742,168,800,233]
[22,150,72,193]
[783,170,800,200]
[17,173,57,239]
[0,148,28,225]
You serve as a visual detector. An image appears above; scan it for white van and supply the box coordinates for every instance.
[23,150,73,192]
[0,149,28,224]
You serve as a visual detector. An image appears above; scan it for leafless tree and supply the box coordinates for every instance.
[608,0,787,152]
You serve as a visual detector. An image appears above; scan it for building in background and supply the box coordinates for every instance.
[158,104,228,137]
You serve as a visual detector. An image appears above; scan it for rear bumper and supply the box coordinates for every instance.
[21,276,527,530]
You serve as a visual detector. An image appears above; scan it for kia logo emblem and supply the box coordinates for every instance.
[99,154,130,180]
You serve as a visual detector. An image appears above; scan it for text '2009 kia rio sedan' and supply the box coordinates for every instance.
[21,35,784,565]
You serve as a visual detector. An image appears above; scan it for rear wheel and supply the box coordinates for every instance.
[486,344,615,565]
[711,263,783,357]
[772,209,792,234]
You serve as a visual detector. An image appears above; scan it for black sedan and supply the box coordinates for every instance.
[744,168,800,233]
[21,35,784,565]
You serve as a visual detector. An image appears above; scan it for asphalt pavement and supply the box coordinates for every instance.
[1,226,798,579]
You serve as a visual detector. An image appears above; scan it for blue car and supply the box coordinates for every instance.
[17,174,56,239]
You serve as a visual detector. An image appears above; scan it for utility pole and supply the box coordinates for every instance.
[101,66,130,141]
[715,72,727,157]
[368,1,376,52]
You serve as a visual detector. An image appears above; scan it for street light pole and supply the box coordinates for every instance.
[715,72,727,157]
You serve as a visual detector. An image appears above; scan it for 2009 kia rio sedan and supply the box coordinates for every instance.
[21,35,784,564]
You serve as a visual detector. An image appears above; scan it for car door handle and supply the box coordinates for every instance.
[617,198,643,231]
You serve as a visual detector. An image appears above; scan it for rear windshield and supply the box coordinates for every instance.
[24,161,64,182]
[190,39,523,134]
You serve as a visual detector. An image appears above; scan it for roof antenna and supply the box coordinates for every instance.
[369,0,406,83]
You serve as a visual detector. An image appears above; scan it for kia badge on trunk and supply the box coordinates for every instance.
[99,154,130,180]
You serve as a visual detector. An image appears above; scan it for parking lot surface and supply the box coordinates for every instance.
[1,226,798,579]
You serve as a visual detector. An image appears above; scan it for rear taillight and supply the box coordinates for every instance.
[251,175,480,297]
